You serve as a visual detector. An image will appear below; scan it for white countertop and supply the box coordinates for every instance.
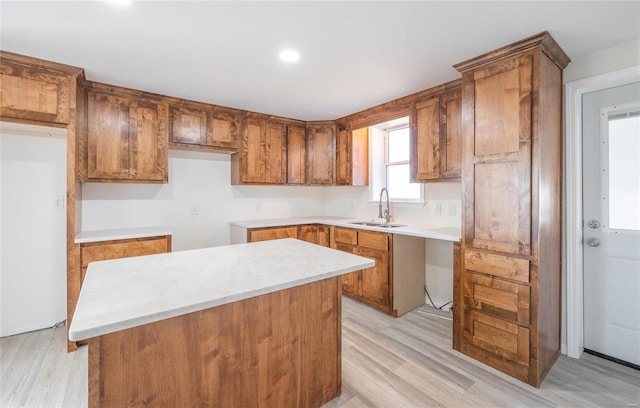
[75,226,172,244]
[230,216,461,242]
[69,238,374,341]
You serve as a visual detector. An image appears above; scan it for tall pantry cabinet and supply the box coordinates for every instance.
[452,32,569,387]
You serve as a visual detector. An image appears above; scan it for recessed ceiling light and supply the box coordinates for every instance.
[108,0,134,6]
[279,49,300,62]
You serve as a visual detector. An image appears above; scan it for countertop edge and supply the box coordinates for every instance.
[75,226,173,244]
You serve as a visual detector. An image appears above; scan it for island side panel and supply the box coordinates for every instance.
[88,276,342,408]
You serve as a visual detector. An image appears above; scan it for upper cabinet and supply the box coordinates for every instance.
[170,104,238,152]
[336,127,368,186]
[306,121,335,185]
[0,51,83,125]
[231,116,290,184]
[287,124,306,185]
[410,87,462,182]
[81,84,169,183]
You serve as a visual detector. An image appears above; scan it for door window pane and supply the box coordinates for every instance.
[608,113,640,230]
[387,164,420,200]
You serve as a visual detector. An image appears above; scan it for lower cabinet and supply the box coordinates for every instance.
[246,224,330,247]
[331,226,424,317]
[69,235,171,350]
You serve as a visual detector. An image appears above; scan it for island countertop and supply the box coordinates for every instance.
[69,238,374,342]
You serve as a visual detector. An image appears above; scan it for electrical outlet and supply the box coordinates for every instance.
[53,195,64,210]
[191,205,200,216]
[435,203,442,216]
[448,204,456,216]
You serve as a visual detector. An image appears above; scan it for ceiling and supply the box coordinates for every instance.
[2,1,639,121]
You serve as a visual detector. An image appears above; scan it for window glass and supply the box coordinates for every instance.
[388,127,410,163]
[608,114,640,230]
[387,163,420,200]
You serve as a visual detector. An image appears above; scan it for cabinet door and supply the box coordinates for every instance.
[440,89,462,179]
[298,224,317,244]
[335,242,361,296]
[463,55,532,256]
[317,225,330,247]
[335,128,351,185]
[351,127,369,186]
[170,106,206,145]
[87,91,131,180]
[287,125,306,185]
[411,96,440,182]
[248,226,298,242]
[265,121,287,184]
[307,124,335,185]
[357,246,390,309]
[0,67,70,124]
[130,100,168,182]
[205,109,238,150]
[240,118,266,183]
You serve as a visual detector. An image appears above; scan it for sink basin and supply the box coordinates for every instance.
[348,221,406,228]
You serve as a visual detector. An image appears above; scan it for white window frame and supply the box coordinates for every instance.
[368,117,425,207]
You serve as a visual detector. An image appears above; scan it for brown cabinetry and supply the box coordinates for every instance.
[0,55,79,125]
[231,117,290,184]
[69,235,172,350]
[169,104,238,152]
[306,122,336,185]
[336,127,368,186]
[82,84,169,183]
[453,32,569,387]
[246,224,330,247]
[287,124,306,185]
[410,87,462,182]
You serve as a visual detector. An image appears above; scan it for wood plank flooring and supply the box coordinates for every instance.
[2,297,639,407]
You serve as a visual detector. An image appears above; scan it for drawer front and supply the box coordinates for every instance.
[81,237,170,268]
[358,230,389,251]
[464,272,530,325]
[464,310,530,367]
[464,248,529,283]
[248,226,298,242]
[334,227,357,245]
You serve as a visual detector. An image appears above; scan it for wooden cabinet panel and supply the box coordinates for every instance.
[170,106,206,145]
[236,118,287,184]
[358,230,388,251]
[84,87,168,183]
[335,242,361,297]
[287,125,306,185]
[464,272,530,325]
[336,127,368,186]
[464,248,529,283]
[306,122,335,185]
[411,97,440,181]
[317,224,330,247]
[464,311,530,367]
[0,68,70,124]
[410,87,462,182]
[247,226,298,242]
[298,224,317,243]
[205,109,238,150]
[170,105,238,151]
[334,227,357,246]
[358,246,390,309]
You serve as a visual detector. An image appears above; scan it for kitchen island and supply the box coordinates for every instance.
[69,238,373,407]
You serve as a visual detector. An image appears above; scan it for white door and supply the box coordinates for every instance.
[583,82,640,368]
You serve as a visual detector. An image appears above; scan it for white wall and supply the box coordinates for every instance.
[1,126,67,337]
[81,150,327,251]
[564,38,640,83]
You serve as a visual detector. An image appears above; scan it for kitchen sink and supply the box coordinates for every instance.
[348,221,406,228]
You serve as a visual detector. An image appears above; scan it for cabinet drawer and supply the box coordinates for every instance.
[358,231,389,251]
[81,237,170,268]
[248,226,298,242]
[464,272,530,325]
[464,310,530,367]
[334,227,357,245]
[465,248,529,283]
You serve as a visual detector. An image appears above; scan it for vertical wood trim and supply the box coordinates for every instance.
[453,242,462,351]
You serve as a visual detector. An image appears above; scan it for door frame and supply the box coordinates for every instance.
[564,65,640,358]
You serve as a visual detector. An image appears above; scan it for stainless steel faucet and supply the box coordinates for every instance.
[379,187,391,224]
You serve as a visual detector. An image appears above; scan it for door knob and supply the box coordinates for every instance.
[586,237,601,247]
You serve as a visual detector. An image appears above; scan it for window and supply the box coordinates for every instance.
[368,117,424,204]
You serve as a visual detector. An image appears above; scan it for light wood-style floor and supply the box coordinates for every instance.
[2,297,639,407]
